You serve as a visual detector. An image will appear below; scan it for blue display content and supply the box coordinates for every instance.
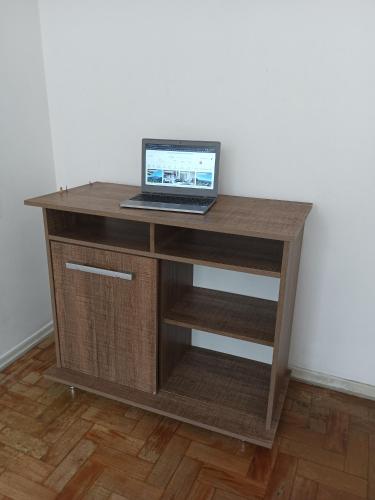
[145,144,216,190]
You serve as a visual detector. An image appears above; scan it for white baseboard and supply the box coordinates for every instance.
[291,365,375,401]
[0,321,54,371]
[1,322,374,402]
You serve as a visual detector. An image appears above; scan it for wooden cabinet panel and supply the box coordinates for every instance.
[51,242,157,393]
[25,185,312,448]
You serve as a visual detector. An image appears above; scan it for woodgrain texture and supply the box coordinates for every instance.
[163,286,277,346]
[0,341,373,499]
[155,226,284,277]
[45,346,286,448]
[159,260,193,386]
[25,182,312,241]
[162,347,272,419]
[266,229,303,429]
[27,182,312,451]
[46,209,150,252]
[42,209,62,368]
[51,242,158,393]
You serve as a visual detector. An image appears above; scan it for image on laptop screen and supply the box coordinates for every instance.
[144,143,216,190]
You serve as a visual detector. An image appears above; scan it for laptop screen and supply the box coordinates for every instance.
[144,143,217,191]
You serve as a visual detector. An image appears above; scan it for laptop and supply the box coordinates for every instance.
[121,138,221,214]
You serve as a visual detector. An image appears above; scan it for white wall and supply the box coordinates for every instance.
[0,0,56,361]
[38,0,375,385]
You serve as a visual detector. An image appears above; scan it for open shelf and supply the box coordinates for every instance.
[46,209,150,253]
[46,345,289,446]
[154,225,283,277]
[163,286,277,346]
[161,347,271,418]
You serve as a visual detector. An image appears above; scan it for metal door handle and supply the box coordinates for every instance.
[66,262,134,281]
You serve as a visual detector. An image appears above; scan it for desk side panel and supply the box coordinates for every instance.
[42,208,62,367]
[266,228,304,428]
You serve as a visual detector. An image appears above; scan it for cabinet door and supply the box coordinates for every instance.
[51,241,157,393]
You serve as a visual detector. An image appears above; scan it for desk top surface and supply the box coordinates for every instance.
[25,182,312,241]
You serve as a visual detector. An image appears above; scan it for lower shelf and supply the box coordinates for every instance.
[46,347,289,448]
[162,347,271,416]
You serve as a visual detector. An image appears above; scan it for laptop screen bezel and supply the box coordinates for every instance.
[141,138,220,197]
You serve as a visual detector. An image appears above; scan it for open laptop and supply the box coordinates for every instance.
[121,139,221,214]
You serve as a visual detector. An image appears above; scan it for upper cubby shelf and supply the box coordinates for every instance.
[46,209,150,253]
[154,225,283,277]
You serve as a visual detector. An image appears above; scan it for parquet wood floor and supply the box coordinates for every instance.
[0,336,373,499]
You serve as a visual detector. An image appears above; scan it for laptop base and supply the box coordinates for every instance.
[121,199,215,215]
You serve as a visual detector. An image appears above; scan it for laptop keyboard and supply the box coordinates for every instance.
[131,193,215,206]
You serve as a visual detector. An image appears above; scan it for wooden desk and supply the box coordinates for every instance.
[25,182,312,448]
